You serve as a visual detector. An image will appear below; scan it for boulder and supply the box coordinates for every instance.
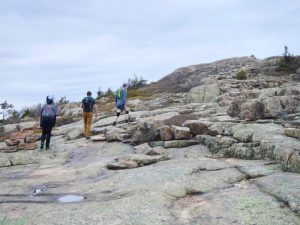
[278,96,297,113]
[262,97,283,118]
[0,146,18,153]
[286,151,300,173]
[188,84,220,103]
[284,128,300,139]
[227,97,245,117]
[105,128,126,142]
[133,143,153,154]
[171,126,190,140]
[182,120,208,135]
[296,67,300,74]
[240,100,264,120]
[159,125,173,141]
[132,121,160,143]
[291,74,300,81]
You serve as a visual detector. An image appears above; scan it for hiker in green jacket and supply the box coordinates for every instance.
[113,84,129,126]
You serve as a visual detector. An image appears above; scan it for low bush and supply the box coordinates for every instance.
[236,70,247,80]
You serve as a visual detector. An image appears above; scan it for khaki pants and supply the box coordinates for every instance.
[83,112,93,137]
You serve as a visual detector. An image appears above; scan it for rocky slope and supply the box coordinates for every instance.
[0,56,300,225]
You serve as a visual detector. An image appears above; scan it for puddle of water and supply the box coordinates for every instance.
[57,195,84,203]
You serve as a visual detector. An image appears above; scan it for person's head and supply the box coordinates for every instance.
[87,91,92,96]
[122,83,128,90]
[46,96,53,104]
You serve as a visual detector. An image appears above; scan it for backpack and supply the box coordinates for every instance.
[82,97,95,112]
[42,104,56,119]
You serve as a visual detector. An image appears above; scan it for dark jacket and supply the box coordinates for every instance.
[40,103,57,128]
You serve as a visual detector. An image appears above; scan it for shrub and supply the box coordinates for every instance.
[236,70,247,80]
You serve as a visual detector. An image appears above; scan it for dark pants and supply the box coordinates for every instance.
[41,118,54,148]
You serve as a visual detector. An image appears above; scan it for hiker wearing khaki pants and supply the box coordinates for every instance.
[81,91,97,139]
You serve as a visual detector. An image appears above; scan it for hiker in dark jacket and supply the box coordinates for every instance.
[113,84,129,126]
[40,96,57,150]
[81,91,97,139]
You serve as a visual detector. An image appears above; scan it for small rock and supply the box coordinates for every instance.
[5,139,20,147]
[25,136,37,143]
[159,125,173,141]
[182,120,208,135]
[25,142,37,150]
[284,128,300,139]
[133,143,153,154]
[172,125,190,140]
[107,160,139,170]
[164,140,198,148]
[91,134,106,141]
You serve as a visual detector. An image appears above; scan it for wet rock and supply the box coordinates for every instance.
[182,120,208,135]
[171,125,190,140]
[284,128,300,139]
[159,125,173,141]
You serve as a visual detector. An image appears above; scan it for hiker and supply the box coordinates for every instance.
[40,96,57,150]
[81,91,97,139]
[113,84,129,126]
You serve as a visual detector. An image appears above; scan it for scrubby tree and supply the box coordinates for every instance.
[0,101,14,124]
[58,96,69,105]
[97,86,103,98]
[127,74,147,90]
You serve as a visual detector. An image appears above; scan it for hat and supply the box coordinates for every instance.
[46,96,53,104]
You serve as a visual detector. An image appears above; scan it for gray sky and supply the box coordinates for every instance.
[0,0,299,110]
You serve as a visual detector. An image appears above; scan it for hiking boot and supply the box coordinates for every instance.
[125,120,129,123]
[86,137,91,140]
[40,143,44,150]
[45,146,50,150]
[113,121,116,126]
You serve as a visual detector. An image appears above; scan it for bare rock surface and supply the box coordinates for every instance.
[1,56,300,224]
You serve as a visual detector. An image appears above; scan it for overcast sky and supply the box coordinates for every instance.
[0,0,299,110]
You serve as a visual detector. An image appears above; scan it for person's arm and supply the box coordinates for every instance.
[53,105,57,127]
[40,106,44,128]
[122,91,127,105]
